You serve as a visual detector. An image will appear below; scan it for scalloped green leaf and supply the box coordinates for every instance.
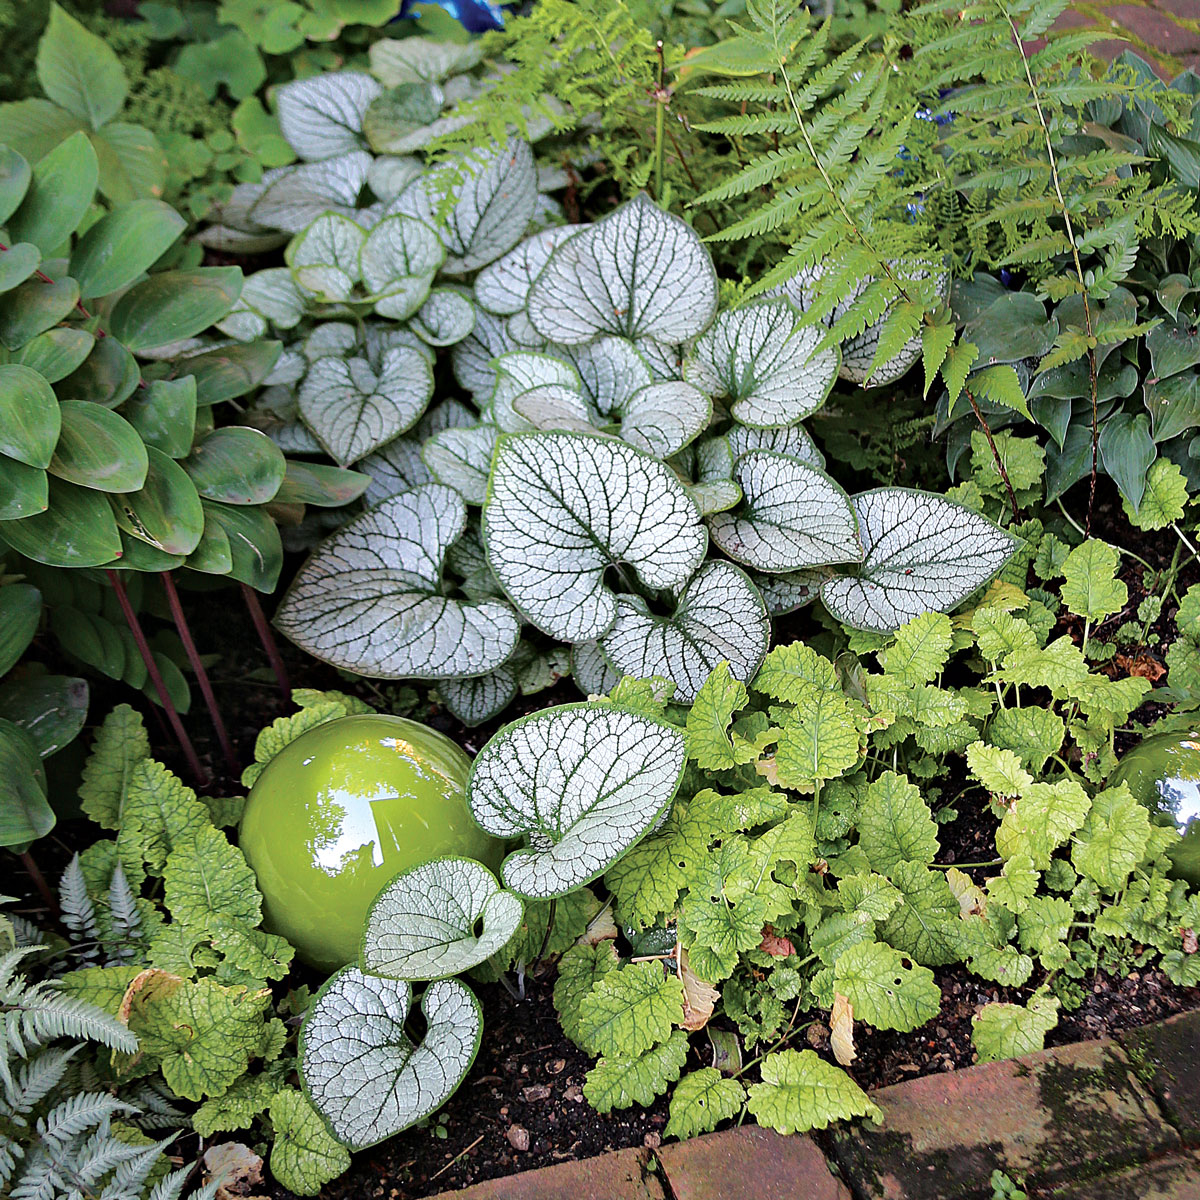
[300,967,481,1151]
[833,940,942,1032]
[708,451,861,573]
[665,1067,746,1139]
[484,432,708,643]
[746,1049,880,1133]
[362,857,524,980]
[820,488,1018,633]
[275,484,520,679]
[599,561,769,704]
[527,195,718,345]
[685,299,839,426]
[299,348,434,466]
[468,703,686,898]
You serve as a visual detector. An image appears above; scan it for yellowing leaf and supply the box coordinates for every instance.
[679,948,719,1032]
[1060,539,1127,623]
[830,993,856,1065]
[746,1049,880,1133]
[664,1068,746,1140]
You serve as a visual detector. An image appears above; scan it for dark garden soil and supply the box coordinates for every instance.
[8,479,1200,1199]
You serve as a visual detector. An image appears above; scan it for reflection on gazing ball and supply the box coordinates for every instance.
[1110,729,1200,889]
[239,714,502,970]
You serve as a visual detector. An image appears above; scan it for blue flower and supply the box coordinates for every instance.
[397,0,507,32]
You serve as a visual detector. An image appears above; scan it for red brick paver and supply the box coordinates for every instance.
[431,1146,664,1200]
[656,1126,851,1200]
[1119,1010,1200,1145]
[1046,1152,1200,1199]
[830,1039,1179,1199]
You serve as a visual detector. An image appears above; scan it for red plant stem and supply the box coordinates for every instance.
[105,570,208,786]
[161,572,238,779]
[20,850,58,915]
[241,583,290,700]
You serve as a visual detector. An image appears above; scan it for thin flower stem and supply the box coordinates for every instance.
[161,572,238,778]
[106,570,207,786]
[19,851,58,914]
[963,383,1019,520]
[241,583,290,700]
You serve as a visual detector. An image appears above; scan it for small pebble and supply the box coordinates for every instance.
[643,1133,661,1149]
[506,1125,530,1152]
[522,1084,551,1102]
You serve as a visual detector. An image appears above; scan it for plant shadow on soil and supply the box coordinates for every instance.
[8,483,1199,1198]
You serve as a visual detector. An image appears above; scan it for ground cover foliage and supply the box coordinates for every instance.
[1,0,1200,1193]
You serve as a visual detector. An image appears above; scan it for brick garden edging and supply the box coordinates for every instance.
[431,1010,1200,1199]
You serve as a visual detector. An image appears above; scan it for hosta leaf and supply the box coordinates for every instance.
[362,857,524,979]
[468,703,686,898]
[485,432,708,643]
[474,224,585,315]
[665,1068,747,1139]
[685,299,839,426]
[275,485,520,679]
[708,451,861,573]
[833,940,941,1032]
[527,195,718,345]
[411,288,475,346]
[599,561,770,704]
[300,968,481,1150]
[251,153,372,233]
[856,771,939,873]
[972,993,1060,1063]
[299,350,434,465]
[289,213,365,302]
[612,381,710,458]
[359,214,445,319]
[746,1049,880,1134]
[277,71,380,161]
[269,1089,351,1198]
[821,488,1018,633]
[585,1030,689,1114]
[576,960,684,1058]
[401,140,537,273]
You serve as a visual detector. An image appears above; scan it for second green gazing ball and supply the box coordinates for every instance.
[239,714,502,971]
[1109,728,1200,889]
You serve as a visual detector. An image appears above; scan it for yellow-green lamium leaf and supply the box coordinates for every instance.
[684,661,762,770]
[972,993,1060,1063]
[856,770,938,872]
[238,714,503,970]
[584,1029,689,1114]
[125,974,273,1100]
[576,961,684,1059]
[77,703,150,828]
[1122,459,1189,531]
[747,1049,881,1133]
[996,779,1091,868]
[269,1088,352,1197]
[833,940,941,1032]
[553,942,619,1047]
[665,1067,747,1140]
[878,611,952,685]
[1060,539,1127,623]
[1071,785,1152,890]
[773,686,860,792]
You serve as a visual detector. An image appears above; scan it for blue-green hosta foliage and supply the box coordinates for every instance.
[36,700,353,1197]
[546,546,1199,1138]
[0,117,366,588]
[228,67,1017,719]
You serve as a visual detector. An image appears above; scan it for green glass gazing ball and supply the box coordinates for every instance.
[1110,728,1200,889]
[239,714,502,971]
